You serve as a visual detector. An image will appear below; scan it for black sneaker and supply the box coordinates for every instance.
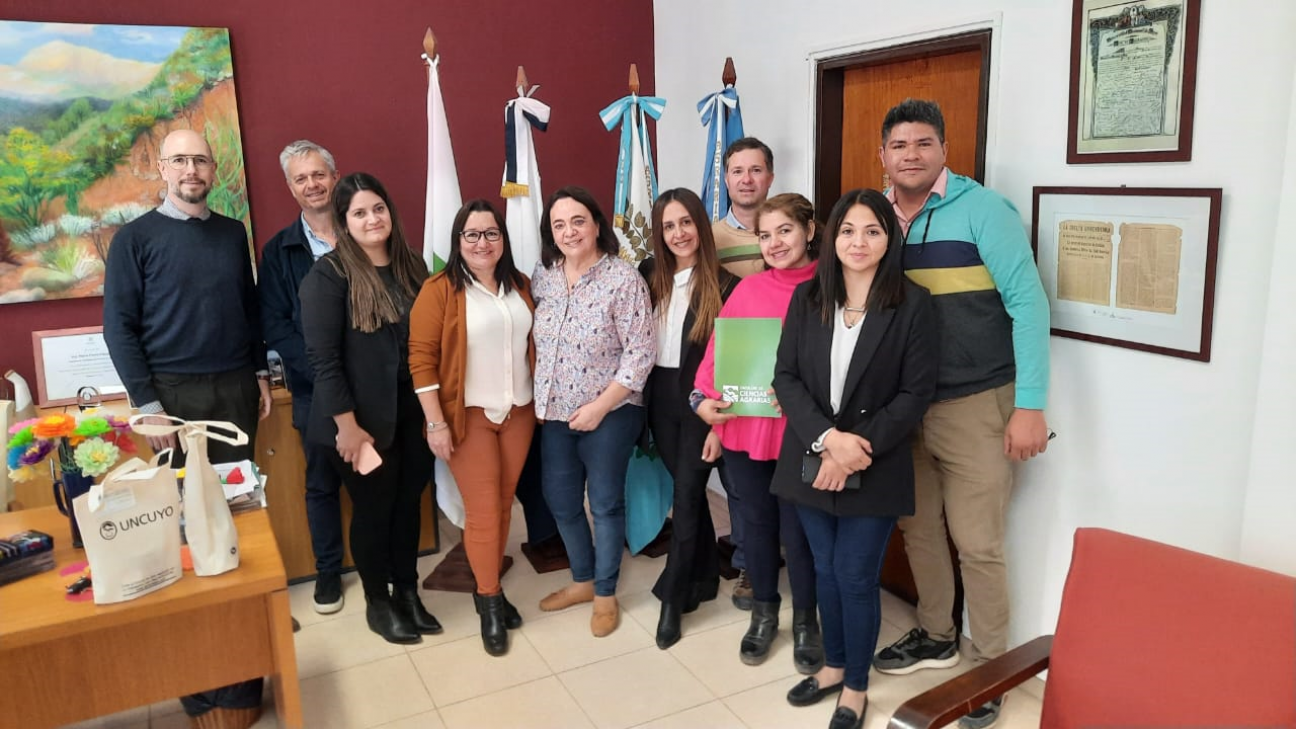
[313,571,344,614]
[958,696,1003,729]
[873,628,959,675]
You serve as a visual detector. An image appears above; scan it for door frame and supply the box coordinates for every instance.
[805,15,1002,211]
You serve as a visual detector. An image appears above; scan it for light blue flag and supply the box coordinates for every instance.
[698,86,744,222]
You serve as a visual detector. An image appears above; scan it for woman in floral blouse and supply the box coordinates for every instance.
[530,186,655,637]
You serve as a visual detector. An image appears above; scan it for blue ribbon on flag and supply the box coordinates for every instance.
[599,94,666,224]
[698,86,744,222]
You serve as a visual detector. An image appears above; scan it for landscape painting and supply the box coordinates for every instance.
[0,22,252,304]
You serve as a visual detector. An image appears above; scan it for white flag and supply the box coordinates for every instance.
[502,87,550,277]
[423,53,462,273]
[422,51,465,528]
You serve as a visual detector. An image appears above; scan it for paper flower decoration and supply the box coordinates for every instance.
[74,439,122,477]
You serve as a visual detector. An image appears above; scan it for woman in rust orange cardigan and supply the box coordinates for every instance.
[409,199,536,657]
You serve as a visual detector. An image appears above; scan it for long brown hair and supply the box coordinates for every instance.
[648,188,724,345]
[809,188,907,324]
[329,172,428,333]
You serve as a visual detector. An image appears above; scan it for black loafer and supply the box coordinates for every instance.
[786,675,844,707]
[828,704,865,729]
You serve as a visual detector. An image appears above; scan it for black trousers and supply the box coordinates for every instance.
[327,387,432,599]
[722,446,816,610]
[647,366,720,610]
[152,367,259,467]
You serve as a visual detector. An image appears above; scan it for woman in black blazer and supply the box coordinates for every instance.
[771,189,938,729]
[300,172,440,645]
[638,188,739,649]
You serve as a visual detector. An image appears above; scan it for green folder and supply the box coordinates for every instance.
[713,317,783,418]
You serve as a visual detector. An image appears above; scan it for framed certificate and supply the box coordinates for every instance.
[1032,187,1222,361]
[1067,0,1201,164]
[31,327,128,407]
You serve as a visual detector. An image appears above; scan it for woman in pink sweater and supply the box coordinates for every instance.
[693,193,821,673]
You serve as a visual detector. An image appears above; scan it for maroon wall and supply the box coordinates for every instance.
[0,0,655,393]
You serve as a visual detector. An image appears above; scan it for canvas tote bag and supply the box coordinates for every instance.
[130,416,246,577]
[73,451,182,604]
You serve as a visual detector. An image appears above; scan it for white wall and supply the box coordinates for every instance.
[1240,68,1296,576]
[653,0,1296,647]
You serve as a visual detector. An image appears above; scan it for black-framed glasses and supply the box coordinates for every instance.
[162,155,214,170]
[460,229,502,243]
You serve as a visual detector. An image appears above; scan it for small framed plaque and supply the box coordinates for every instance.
[31,327,128,407]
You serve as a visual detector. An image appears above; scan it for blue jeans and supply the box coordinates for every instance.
[541,405,643,597]
[299,427,344,574]
[796,505,894,691]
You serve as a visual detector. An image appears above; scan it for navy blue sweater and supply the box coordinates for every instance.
[103,209,266,408]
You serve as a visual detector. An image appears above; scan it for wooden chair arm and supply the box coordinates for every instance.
[887,635,1054,729]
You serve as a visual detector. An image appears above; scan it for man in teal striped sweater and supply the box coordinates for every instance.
[871,99,1051,729]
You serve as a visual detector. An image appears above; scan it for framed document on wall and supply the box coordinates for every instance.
[1067,0,1201,164]
[1032,187,1222,361]
[31,327,127,407]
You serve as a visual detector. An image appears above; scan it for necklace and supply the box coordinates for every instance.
[842,303,866,329]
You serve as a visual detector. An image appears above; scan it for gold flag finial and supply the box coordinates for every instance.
[516,65,529,90]
[628,63,640,95]
[422,27,437,59]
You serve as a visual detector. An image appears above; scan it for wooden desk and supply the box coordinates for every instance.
[0,507,302,729]
[17,389,440,581]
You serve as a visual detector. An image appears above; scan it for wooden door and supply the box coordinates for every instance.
[814,31,991,616]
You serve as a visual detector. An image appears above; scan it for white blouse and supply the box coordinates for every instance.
[653,266,694,368]
[829,306,866,415]
[464,279,533,423]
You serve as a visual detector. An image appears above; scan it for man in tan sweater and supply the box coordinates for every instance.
[712,137,774,278]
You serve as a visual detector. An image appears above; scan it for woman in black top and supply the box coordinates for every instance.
[637,188,739,649]
[771,189,938,729]
[300,173,439,645]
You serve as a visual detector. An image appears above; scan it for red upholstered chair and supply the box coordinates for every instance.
[888,528,1296,729]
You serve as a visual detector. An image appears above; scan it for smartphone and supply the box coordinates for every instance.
[355,442,383,475]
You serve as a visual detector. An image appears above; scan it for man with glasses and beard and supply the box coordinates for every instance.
[104,128,271,462]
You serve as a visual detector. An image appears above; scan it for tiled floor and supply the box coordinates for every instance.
[68,500,1044,729]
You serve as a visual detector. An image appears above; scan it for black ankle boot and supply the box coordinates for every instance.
[656,602,682,650]
[499,591,523,629]
[366,596,420,645]
[740,600,780,665]
[393,585,443,635]
[792,608,825,674]
[473,593,510,656]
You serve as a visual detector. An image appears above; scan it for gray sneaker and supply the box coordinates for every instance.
[958,696,1002,729]
[873,628,959,675]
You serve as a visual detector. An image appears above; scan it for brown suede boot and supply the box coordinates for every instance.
[539,581,595,611]
[591,595,620,637]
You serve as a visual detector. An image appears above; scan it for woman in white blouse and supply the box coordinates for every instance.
[409,200,535,657]
[637,188,740,649]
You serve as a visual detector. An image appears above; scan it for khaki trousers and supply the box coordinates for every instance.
[898,383,1014,662]
[447,403,535,596]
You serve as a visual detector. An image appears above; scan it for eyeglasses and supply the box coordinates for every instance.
[162,155,214,170]
[460,229,502,244]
